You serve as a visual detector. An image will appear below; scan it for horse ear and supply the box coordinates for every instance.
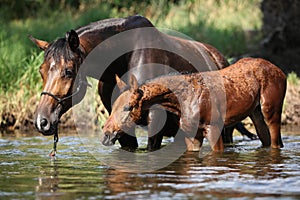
[66,29,79,52]
[129,74,139,92]
[115,75,127,92]
[28,35,49,51]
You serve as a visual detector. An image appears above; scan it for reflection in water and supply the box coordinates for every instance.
[102,147,300,199]
[0,131,299,199]
[36,159,59,197]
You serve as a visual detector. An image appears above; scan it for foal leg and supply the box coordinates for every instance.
[249,106,271,147]
[185,130,204,152]
[260,104,284,148]
[204,125,224,152]
[263,112,284,148]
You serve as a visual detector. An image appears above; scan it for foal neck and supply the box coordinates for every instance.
[139,83,181,117]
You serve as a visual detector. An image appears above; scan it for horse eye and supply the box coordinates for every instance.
[123,105,133,112]
[64,69,73,78]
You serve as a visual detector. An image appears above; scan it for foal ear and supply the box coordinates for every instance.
[28,35,49,51]
[115,75,127,92]
[66,29,79,52]
[129,74,139,92]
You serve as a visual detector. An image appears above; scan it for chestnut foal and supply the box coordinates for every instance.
[102,58,286,151]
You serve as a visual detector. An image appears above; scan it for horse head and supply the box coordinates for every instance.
[30,30,89,135]
[102,75,144,145]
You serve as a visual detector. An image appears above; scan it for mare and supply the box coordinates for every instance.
[102,58,286,151]
[30,15,254,151]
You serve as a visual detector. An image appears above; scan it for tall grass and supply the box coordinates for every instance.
[0,0,263,130]
[156,0,263,55]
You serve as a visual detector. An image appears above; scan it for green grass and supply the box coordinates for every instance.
[0,0,264,129]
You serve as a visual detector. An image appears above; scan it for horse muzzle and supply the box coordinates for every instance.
[102,131,122,146]
[35,113,59,136]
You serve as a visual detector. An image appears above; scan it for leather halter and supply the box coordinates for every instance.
[41,74,91,104]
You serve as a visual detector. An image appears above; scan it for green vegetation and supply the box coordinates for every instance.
[0,0,263,129]
[287,72,299,85]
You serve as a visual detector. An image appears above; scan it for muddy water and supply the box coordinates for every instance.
[0,127,299,199]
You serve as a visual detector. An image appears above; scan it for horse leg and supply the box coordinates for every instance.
[204,125,224,152]
[118,131,139,151]
[148,111,180,151]
[249,106,271,147]
[222,126,234,144]
[235,121,257,140]
[97,81,112,113]
[147,110,174,151]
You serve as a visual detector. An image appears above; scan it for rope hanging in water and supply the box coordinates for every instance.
[49,132,59,157]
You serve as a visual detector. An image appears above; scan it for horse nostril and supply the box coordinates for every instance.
[40,118,48,129]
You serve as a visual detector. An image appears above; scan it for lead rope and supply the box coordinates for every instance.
[49,132,59,157]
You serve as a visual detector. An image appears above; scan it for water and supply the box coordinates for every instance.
[0,127,299,200]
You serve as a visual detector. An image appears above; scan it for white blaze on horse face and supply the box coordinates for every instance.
[43,59,62,93]
[36,113,50,132]
[36,114,42,131]
[50,60,56,70]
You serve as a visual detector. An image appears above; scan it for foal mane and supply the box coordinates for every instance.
[144,71,193,84]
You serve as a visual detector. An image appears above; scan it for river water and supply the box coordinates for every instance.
[0,127,299,199]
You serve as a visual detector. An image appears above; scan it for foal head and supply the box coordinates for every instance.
[102,75,144,145]
[30,30,88,135]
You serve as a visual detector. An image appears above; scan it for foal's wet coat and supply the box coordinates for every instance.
[103,58,286,151]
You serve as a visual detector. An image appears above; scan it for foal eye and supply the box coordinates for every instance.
[123,105,133,112]
[64,69,73,78]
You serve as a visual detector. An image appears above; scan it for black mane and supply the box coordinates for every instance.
[44,15,154,64]
[44,38,75,63]
[76,15,153,37]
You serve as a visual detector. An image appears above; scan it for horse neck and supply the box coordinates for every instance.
[78,31,111,54]
[139,83,181,116]
[77,16,154,54]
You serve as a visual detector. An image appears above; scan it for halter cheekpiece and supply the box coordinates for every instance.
[41,74,91,104]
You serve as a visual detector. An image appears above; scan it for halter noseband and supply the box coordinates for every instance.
[41,74,91,104]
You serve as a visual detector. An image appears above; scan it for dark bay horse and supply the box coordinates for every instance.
[102,58,286,151]
[30,15,254,150]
